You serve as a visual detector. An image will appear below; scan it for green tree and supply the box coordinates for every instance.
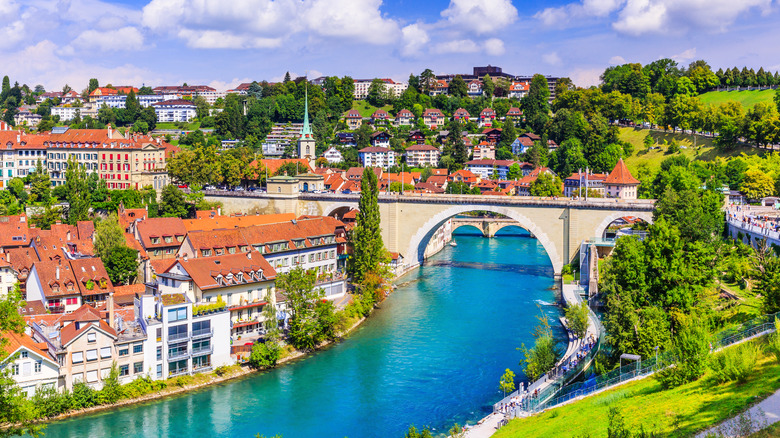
[419,69,435,95]
[529,173,562,197]
[348,167,386,284]
[29,159,51,204]
[518,311,560,381]
[104,246,139,285]
[755,249,780,313]
[506,163,523,180]
[97,362,123,404]
[64,157,90,224]
[404,425,434,438]
[88,78,99,93]
[30,206,62,230]
[499,368,516,397]
[564,302,589,339]
[124,90,140,124]
[448,75,468,98]
[482,74,495,98]
[248,339,283,369]
[366,78,387,107]
[741,169,775,200]
[159,184,189,218]
[278,268,329,351]
[522,74,550,134]
[94,214,126,258]
[657,317,710,389]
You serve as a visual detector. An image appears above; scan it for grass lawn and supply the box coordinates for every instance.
[351,101,393,118]
[619,127,757,174]
[155,121,201,131]
[698,90,776,109]
[494,339,780,438]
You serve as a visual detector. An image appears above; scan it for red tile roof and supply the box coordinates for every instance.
[405,144,439,151]
[396,109,414,118]
[2,331,55,364]
[604,159,639,185]
[69,258,114,296]
[182,214,295,232]
[173,251,277,291]
[0,215,30,247]
[135,217,187,249]
[113,284,145,306]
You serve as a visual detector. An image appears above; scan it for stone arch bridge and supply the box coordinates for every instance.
[450,216,531,238]
[204,192,655,276]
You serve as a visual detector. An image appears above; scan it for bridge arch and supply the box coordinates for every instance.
[593,211,654,239]
[323,202,359,218]
[406,204,564,274]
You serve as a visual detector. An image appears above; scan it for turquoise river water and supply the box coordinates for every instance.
[42,227,562,438]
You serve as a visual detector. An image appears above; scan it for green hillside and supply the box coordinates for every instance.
[619,127,757,174]
[494,338,780,438]
[351,101,393,118]
[698,89,776,108]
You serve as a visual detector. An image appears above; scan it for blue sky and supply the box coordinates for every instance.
[2,0,779,92]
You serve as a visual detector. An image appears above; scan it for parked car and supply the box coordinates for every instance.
[342,189,352,194]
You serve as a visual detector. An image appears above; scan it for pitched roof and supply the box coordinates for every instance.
[371,109,389,118]
[427,175,448,186]
[1,331,56,365]
[31,260,80,298]
[76,221,95,240]
[113,284,145,306]
[118,207,147,230]
[344,109,362,118]
[174,251,277,291]
[405,144,439,152]
[604,159,640,185]
[564,172,608,182]
[358,146,392,153]
[480,108,496,116]
[466,159,517,167]
[0,215,30,247]
[69,258,114,296]
[396,109,414,117]
[135,217,187,249]
[422,108,444,117]
[182,214,295,232]
[414,183,445,193]
[150,258,177,275]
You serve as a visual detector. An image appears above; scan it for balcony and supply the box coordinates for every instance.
[168,331,189,342]
[168,368,189,378]
[191,346,213,357]
[168,349,190,361]
[191,328,213,339]
[193,365,212,374]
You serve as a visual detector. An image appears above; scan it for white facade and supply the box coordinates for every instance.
[1,337,59,396]
[358,148,396,170]
[152,100,197,122]
[1,146,47,189]
[0,262,17,297]
[323,147,343,164]
[353,79,408,99]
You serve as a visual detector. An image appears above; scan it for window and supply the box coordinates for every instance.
[133,362,143,374]
[309,254,314,263]
[87,332,96,343]
[156,328,162,342]
[164,236,172,243]
[72,351,84,364]
[192,320,210,336]
[35,361,41,373]
[21,351,28,358]
[119,365,129,376]
[168,324,187,340]
[100,347,111,358]
[86,349,98,362]
[202,249,211,257]
[156,364,162,378]
[73,373,84,383]
[156,346,162,361]
[133,343,143,354]
[118,347,129,357]
[228,247,235,254]
[86,370,98,383]
[11,364,19,375]
[167,307,187,322]
[66,297,78,306]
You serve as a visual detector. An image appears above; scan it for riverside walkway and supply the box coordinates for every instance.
[464,283,600,438]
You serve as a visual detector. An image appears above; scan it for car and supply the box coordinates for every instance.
[342,189,351,194]
[177,184,188,189]
[234,187,245,192]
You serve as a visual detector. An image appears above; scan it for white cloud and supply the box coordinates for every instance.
[609,55,626,64]
[401,23,430,58]
[570,68,603,87]
[0,20,25,45]
[207,78,253,91]
[432,39,480,54]
[543,52,562,66]
[670,47,696,62]
[484,38,505,56]
[536,0,771,35]
[143,0,399,48]
[66,27,145,53]
[441,0,518,35]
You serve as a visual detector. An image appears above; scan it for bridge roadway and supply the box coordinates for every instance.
[203,190,656,276]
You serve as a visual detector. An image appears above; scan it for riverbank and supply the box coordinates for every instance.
[37,313,369,425]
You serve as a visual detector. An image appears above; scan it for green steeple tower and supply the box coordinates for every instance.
[300,84,313,138]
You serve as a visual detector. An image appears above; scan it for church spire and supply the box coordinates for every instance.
[300,81,313,138]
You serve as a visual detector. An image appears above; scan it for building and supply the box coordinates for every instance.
[482,128,502,145]
[1,331,59,396]
[51,105,96,122]
[26,258,115,314]
[404,144,441,168]
[448,169,479,186]
[465,159,517,180]
[453,108,471,122]
[422,108,445,129]
[513,133,541,156]
[344,109,362,130]
[479,108,496,128]
[604,159,640,199]
[371,109,390,125]
[0,131,47,188]
[563,172,608,198]
[136,280,232,379]
[358,146,396,170]
[297,92,316,164]
[467,80,483,97]
[407,130,425,145]
[88,87,118,102]
[395,109,414,126]
[152,99,197,122]
[166,252,277,341]
[133,217,187,260]
[323,147,343,164]
[506,107,523,123]
[370,131,391,148]
[14,110,42,127]
[471,142,495,160]
[508,81,530,99]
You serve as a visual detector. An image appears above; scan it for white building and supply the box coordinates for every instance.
[137,280,233,380]
[0,331,59,396]
[0,256,17,297]
[404,144,440,168]
[0,132,48,189]
[358,146,396,170]
[151,99,197,122]
[353,79,407,100]
[323,147,343,164]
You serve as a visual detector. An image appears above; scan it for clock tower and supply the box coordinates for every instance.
[297,86,316,165]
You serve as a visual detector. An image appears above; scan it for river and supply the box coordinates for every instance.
[42,226,561,438]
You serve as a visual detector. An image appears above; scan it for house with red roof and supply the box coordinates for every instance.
[448,169,479,186]
[479,108,497,127]
[371,109,390,125]
[604,159,640,199]
[344,109,362,130]
[509,81,530,99]
[395,108,415,126]
[422,108,445,129]
[506,107,523,122]
[133,217,187,259]
[453,108,471,122]
[1,330,60,395]
[471,142,495,160]
[467,80,483,97]
[405,144,441,167]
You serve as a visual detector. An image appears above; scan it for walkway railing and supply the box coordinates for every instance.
[526,311,779,414]
[727,217,780,241]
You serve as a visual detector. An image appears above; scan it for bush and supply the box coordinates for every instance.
[32,385,72,418]
[97,363,123,404]
[710,342,759,384]
[121,376,167,399]
[657,318,710,389]
[71,382,98,410]
[248,340,283,369]
[214,365,233,377]
[768,318,780,363]
[171,374,195,387]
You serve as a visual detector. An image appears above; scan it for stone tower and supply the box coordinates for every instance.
[297,85,316,165]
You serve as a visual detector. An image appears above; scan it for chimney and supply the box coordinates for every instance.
[16,134,20,143]
[66,230,71,241]
[55,266,60,280]
[5,252,9,263]
[107,293,115,329]
[247,252,252,259]
[183,254,188,262]
[107,123,112,138]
